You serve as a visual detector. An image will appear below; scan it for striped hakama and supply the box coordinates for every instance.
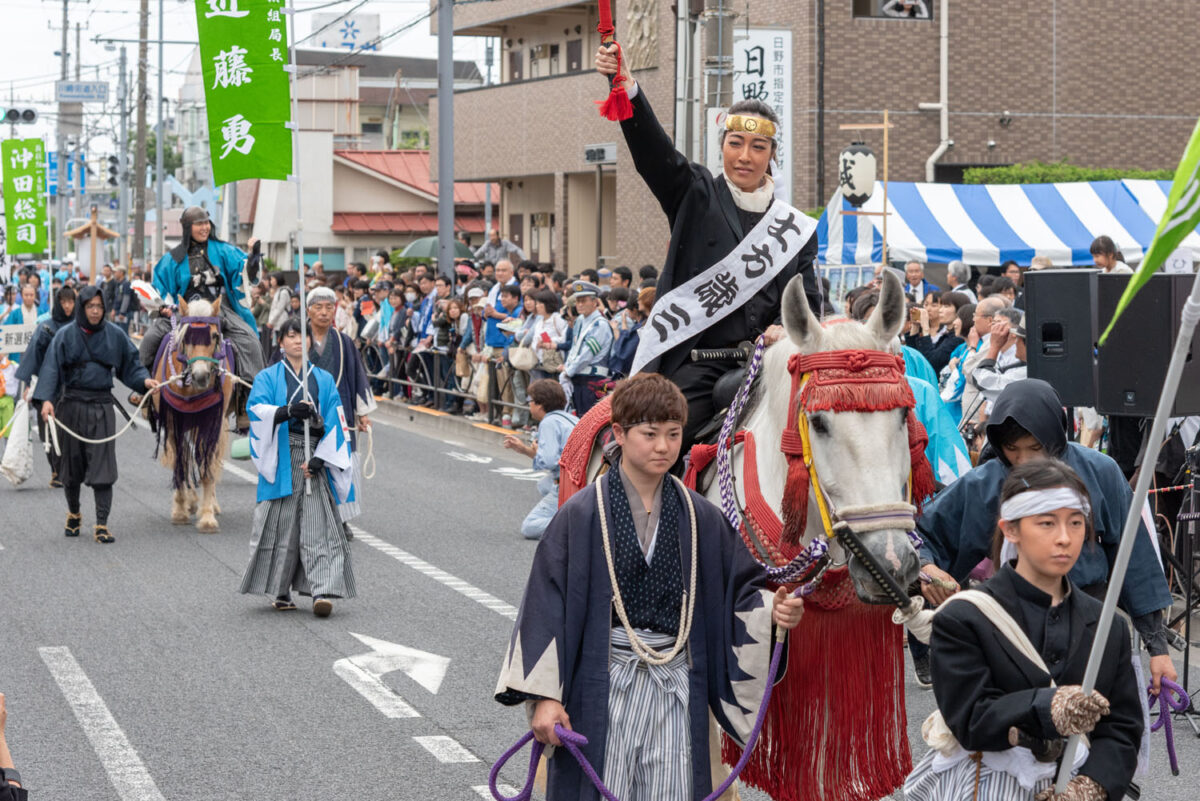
[602,628,692,801]
[239,432,356,599]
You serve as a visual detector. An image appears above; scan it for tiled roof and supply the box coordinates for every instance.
[331,212,487,235]
[334,149,498,204]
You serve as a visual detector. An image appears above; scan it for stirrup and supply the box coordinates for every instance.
[93,524,115,544]
[64,513,82,537]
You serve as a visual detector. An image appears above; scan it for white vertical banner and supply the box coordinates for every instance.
[706,29,794,205]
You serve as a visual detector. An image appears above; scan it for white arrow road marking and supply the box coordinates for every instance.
[347,632,450,695]
[39,646,167,801]
[414,735,480,763]
[333,633,450,718]
[223,463,520,621]
[445,451,494,464]
[490,467,547,482]
[474,784,519,799]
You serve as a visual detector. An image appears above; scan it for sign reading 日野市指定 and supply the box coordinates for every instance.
[195,0,293,185]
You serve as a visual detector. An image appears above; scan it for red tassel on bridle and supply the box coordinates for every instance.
[595,2,634,121]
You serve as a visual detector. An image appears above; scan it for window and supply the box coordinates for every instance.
[361,122,383,134]
[852,0,933,19]
[566,39,583,72]
[508,49,523,82]
[549,44,561,76]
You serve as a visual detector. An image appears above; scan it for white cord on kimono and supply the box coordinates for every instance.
[361,425,376,480]
[596,474,698,667]
[44,373,184,454]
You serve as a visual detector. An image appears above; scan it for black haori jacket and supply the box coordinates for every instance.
[930,566,1143,800]
[619,88,821,377]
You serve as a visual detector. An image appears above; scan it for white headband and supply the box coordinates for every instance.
[999,487,1091,523]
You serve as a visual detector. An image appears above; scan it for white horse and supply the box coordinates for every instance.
[698,269,923,801]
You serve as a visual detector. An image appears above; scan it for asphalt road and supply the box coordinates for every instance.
[2,402,1198,801]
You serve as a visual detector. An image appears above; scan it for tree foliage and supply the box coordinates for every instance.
[962,160,1173,184]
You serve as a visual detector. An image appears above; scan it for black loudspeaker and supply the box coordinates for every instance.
[1095,273,1200,417]
[1024,269,1099,407]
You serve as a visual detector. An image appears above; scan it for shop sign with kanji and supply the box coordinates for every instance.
[195,0,293,185]
[2,138,48,254]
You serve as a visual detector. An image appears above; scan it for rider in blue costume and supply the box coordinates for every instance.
[138,206,264,390]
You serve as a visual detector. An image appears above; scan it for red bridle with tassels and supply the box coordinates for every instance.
[778,349,935,546]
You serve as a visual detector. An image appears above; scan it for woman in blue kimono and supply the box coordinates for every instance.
[495,373,805,801]
[239,317,356,617]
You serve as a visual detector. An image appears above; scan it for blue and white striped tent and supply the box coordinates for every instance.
[817,179,1200,267]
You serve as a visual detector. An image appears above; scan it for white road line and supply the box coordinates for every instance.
[474,784,519,799]
[331,659,422,719]
[221,462,520,621]
[38,646,167,801]
[351,529,519,621]
[221,461,259,484]
[413,735,480,763]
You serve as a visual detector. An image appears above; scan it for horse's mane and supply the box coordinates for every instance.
[185,298,215,317]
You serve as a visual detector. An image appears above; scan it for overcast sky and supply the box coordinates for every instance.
[0,0,487,156]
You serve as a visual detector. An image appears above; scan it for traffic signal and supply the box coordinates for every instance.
[107,155,119,187]
[3,108,38,124]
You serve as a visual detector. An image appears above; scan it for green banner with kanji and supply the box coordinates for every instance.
[195,0,292,185]
[2,138,48,254]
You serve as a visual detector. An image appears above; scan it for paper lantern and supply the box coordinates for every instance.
[838,141,876,208]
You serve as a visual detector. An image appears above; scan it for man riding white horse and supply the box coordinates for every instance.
[140,206,264,401]
[595,44,822,453]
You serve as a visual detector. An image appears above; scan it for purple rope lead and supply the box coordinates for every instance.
[489,591,794,801]
[1148,677,1190,776]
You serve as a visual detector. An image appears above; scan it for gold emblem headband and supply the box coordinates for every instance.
[724,114,777,140]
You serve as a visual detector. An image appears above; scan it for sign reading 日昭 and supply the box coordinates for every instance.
[704,29,794,205]
[195,0,293,185]
[2,138,48,254]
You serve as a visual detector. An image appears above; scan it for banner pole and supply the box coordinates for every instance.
[1054,266,1200,792]
[285,0,311,495]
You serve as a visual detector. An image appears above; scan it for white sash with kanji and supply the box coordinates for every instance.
[630,201,816,376]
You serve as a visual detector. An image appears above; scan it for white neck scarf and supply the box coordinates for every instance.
[723,172,775,213]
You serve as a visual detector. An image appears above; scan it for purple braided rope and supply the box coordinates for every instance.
[1149,677,1190,776]
[489,604,793,801]
[716,338,767,528]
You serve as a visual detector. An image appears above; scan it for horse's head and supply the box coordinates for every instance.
[774,270,920,604]
[177,296,223,392]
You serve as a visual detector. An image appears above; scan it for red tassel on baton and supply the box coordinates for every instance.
[596,1,633,121]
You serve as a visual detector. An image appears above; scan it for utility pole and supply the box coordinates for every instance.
[132,0,149,268]
[117,45,129,265]
[56,0,69,259]
[155,0,164,261]
[436,0,454,275]
[74,21,81,225]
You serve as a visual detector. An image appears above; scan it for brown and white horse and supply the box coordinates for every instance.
[150,296,234,532]
[557,270,929,801]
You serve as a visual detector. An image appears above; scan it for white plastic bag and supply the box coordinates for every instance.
[0,398,34,485]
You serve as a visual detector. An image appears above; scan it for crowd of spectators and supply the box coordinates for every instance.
[248,243,662,432]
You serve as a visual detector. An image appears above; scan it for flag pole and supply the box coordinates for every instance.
[285,0,311,495]
[1054,266,1200,792]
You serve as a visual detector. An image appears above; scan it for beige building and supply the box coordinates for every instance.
[435,1,1200,274]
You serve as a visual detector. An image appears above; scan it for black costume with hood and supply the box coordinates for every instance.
[916,379,1172,653]
[32,286,152,509]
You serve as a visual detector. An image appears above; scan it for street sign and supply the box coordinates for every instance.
[55,81,109,103]
[46,152,86,197]
[584,143,617,165]
[312,13,380,51]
